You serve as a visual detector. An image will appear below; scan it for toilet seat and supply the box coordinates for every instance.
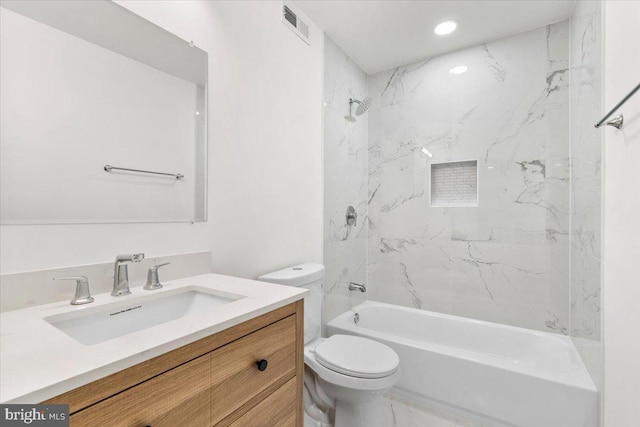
[304,336,401,392]
[305,349,401,392]
[314,335,399,379]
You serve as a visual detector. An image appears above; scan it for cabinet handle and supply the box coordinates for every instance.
[256,359,268,372]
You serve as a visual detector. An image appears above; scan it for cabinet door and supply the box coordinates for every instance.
[70,353,210,427]
[210,315,296,425]
[227,378,297,427]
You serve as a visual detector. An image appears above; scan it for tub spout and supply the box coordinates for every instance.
[349,282,366,292]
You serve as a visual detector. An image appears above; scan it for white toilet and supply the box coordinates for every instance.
[258,263,400,427]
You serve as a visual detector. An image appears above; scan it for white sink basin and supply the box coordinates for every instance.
[45,287,242,345]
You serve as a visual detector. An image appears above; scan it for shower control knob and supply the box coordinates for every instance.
[256,359,268,372]
[345,206,357,226]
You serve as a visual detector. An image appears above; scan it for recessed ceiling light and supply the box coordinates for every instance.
[449,65,468,75]
[434,20,458,36]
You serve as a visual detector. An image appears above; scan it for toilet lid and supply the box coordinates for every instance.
[314,335,399,379]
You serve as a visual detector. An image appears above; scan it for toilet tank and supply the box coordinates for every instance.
[257,263,324,344]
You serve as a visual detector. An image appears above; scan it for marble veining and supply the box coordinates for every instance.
[570,0,602,342]
[367,22,571,333]
[323,36,369,324]
[399,262,423,309]
[323,8,599,356]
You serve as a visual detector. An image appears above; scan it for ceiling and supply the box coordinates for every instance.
[293,0,576,74]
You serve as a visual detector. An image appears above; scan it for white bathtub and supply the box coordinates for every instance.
[326,301,598,427]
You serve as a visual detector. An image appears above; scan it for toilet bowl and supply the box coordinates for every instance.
[304,335,400,427]
[258,263,401,427]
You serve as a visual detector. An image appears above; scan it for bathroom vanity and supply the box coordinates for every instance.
[0,274,306,427]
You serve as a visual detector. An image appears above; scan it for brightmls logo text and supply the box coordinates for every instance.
[4,408,45,424]
[0,405,68,426]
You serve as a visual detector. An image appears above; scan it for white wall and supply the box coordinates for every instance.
[189,1,324,279]
[0,1,323,279]
[602,1,640,425]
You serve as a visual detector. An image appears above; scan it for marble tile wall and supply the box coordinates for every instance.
[367,22,572,333]
[569,0,603,390]
[322,36,368,324]
[569,0,602,341]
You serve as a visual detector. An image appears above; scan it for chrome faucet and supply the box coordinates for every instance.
[348,282,366,292]
[144,262,170,290]
[54,276,94,305]
[112,253,144,296]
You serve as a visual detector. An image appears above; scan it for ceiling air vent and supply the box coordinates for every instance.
[282,3,310,45]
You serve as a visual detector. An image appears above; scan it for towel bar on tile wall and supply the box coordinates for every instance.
[104,165,184,180]
[594,81,640,129]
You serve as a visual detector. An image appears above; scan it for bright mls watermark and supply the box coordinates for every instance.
[0,405,68,426]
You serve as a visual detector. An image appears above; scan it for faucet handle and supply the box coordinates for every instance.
[54,276,88,283]
[53,276,94,305]
[144,263,170,291]
[149,262,170,272]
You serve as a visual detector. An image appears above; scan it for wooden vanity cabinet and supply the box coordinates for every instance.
[70,354,212,427]
[44,300,304,427]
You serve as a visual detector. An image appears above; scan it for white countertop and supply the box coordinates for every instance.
[0,273,306,404]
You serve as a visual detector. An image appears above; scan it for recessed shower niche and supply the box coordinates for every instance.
[429,160,478,207]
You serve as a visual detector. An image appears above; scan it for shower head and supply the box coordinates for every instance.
[349,97,373,117]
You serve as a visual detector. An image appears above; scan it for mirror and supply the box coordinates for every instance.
[0,0,207,224]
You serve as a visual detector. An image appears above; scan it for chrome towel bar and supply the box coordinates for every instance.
[594,82,640,128]
[104,165,184,180]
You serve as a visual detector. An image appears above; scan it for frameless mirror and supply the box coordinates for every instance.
[0,0,207,224]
